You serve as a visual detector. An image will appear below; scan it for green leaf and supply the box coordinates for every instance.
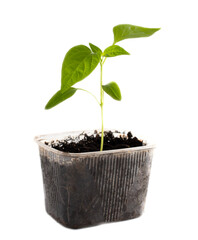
[45,87,77,109]
[113,24,160,44]
[61,45,101,92]
[102,81,122,101]
[103,45,130,57]
[89,43,102,55]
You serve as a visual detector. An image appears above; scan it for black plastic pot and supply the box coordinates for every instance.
[35,130,154,229]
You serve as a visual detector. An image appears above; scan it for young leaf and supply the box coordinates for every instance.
[61,45,101,92]
[113,24,160,44]
[89,43,102,55]
[45,87,77,109]
[102,81,122,101]
[103,45,130,57]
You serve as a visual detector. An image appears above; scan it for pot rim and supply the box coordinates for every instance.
[34,129,155,157]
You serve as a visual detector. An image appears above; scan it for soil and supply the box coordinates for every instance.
[45,130,143,153]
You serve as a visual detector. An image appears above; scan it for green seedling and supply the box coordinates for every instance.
[45,24,160,151]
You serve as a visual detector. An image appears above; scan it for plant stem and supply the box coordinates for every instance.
[100,59,104,151]
[77,88,100,105]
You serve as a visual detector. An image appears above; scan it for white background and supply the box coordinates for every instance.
[0,0,198,239]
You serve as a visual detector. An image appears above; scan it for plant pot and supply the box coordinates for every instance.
[35,130,154,229]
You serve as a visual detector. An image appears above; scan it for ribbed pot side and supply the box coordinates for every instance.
[38,145,154,229]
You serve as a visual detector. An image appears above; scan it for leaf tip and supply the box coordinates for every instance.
[154,27,161,33]
[45,103,50,110]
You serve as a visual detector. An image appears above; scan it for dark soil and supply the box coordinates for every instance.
[45,130,143,153]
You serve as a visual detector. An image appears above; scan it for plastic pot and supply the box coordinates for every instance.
[35,130,154,229]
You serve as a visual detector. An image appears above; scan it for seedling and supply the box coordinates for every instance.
[45,24,160,151]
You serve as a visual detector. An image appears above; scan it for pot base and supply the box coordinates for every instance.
[46,209,142,229]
